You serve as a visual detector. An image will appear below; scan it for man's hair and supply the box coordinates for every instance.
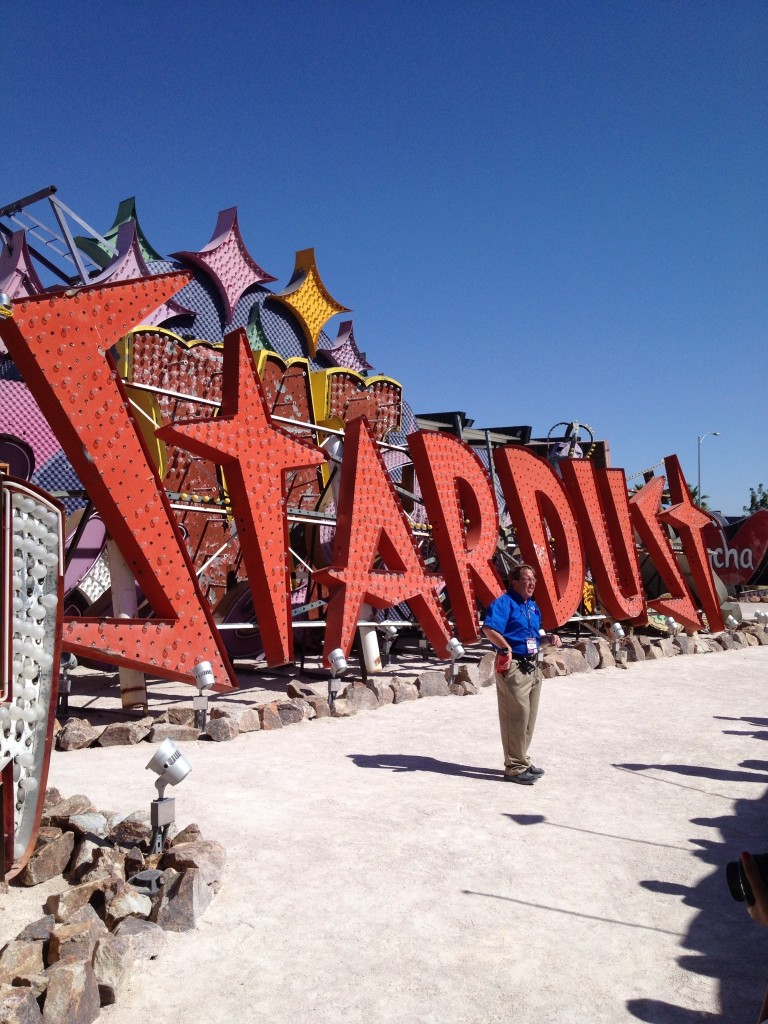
[508,563,537,583]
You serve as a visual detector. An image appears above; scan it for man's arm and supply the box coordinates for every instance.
[483,626,511,653]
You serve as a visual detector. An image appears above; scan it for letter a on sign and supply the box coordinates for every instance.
[0,277,237,689]
[314,417,453,664]
[408,430,503,641]
[493,447,585,628]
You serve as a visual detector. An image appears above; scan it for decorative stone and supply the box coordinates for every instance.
[446,665,479,695]
[390,679,419,703]
[286,682,317,700]
[92,935,134,1005]
[303,696,330,718]
[594,638,615,669]
[45,880,109,924]
[742,631,759,647]
[329,698,356,718]
[205,716,239,742]
[17,832,75,887]
[42,797,93,829]
[172,823,202,846]
[731,631,749,648]
[42,959,100,1024]
[160,840,225,892]
[416,671,450,697]
[574,640,600,669]
[656,637,676,657]
[55,719,101,751]
[65,813,111,840]
[672,635,693,655]
[97,719,153,746]
[62,907,108,945]
[112,918,166,960]
[68,839,107,883]
[624,636,646,662]
[108,811,151,849]
[151,868,212,932]
[0,986,43,1023]
[43,789,62,812]
[476,652,497,687]
[147,723,199,743]
[11,975,48,1002]
[78,847,126,885]
[541,653,566,678]
[0,941,45,983]
[289,697,316,720]
[103,882,152,929]
[48,922,96,966]
[166,707,196,726]
[340,683,380,711]
[258,702,283,730]
[15,918,55,944]
[643,643,664,660]
[560,647,591,673]
[276,700,305,726]
[368,679,395,704]
[210,706,260,731]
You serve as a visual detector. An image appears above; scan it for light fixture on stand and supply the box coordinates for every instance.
[725,614,738,633]
[665,616,679,637]
[609,622,625,661]
[446,637,465,682]
[145,738,191,855]
[327,648,348,707]
[378,623,399,667]
[191,660,215,733]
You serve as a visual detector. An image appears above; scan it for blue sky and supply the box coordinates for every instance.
[4,0,766,514]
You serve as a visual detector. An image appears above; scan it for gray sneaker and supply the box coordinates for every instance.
[504,769,538,785]
[528,764,545,776]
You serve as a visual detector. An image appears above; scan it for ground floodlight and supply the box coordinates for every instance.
[379,623,398,640]
[609,622,625,641]
[146,738,191,854]
[327,648,348,706]
[725,615,738,631]
[192,660,215,732]
[666,616,679,636]
[446,637,465,660]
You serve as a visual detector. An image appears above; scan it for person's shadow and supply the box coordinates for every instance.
[348,753,503,781]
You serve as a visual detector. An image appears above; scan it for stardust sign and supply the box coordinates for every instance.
[0,275,724,692]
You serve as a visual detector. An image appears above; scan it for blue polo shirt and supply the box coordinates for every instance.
[483,590,542,657]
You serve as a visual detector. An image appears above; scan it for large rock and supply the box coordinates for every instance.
[559,647,590,674]
[165,707,196,726]
[160,840,225,892]
[103,882,152,929]
[594,637,615,669]
[47,922,96,966]
[97,719,153,746]
[151,868,212,932]
[368,678,395,704]
[288,697,316,720]
[55,719,101,752]
[0,986,43,1023]
[624,635,646,662]
[42,797,93,829]
[17,831,75,886]
[672,634,693,656]
[108,811,151,849]
[15,918,55,944]
[43,790,62,812]
[92,935,134,1005]
[0,941,45,983]
[44,879,112,924]
[65,813,112,840]
[573,640,600,670]
[205,716,239,742]
[147,723,199,743]
[656,637,676,657]
[340,683,380,711]
[78,847,126,886]
[209,705,261,731]
[276,700,305,726]
[61,907,108,946]
[303,695,330,718]
[541,652,566,678]
[390,679,419,703]
[329,698,356,718]
[68,839,109,883]
[416,671,450,697]
[42,960,100,1024]
[258,702,283,730]
[112,918,166,960]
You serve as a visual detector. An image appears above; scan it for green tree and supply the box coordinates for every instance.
[744,483,768,514]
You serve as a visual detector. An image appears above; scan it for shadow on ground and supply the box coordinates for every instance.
[348,752,503,781]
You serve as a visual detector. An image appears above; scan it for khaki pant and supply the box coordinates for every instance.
[495,660,543,775]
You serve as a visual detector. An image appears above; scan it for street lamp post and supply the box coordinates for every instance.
[697,431,721,506]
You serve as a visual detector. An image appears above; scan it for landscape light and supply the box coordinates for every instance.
[192,660,215,732]
[609,623,625,641]
[327,648,348,706]
[725,615,738,632]
[666,617,679,636]
[145,738,191,854]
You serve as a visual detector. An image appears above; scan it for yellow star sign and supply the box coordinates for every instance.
[272,249,350,357]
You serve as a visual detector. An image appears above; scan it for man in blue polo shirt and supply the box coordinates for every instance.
[482,564,562,784]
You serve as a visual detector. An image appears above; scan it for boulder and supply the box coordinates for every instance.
[61,907,107,945]
[340,683,380,711]
[92,935,134,1005]
[47,922,96,966]
[573,640,600,670]
[165,707,196,726]
[103,882,152,929]
[171,823,202,846]
[476,652,497,687]
[303,695,331,718]
[42,960,100,1024]
[541,653,566,678]
[276,700,305,726]
[656,637,676,657]
[17,831,75,887]
[44,880,107,924]
[151,869,212,932]
[204,716,239,742]
[0,941,45,983]
[55,719,101,752]
[147,723,199,743]
[15,918,55,944]
[97,719,153,746]
[42,797,93,829]
[624,636,646,662]
[112,918,166,960]
[416,671,450,697]
[65,813,112,840]
[368,678,395,704]
[258,702,283,730]
[160,840,226,892]
[290,697,316,720]
[108,811,151,849]
[329,699,356,718]
[559,647,590,674]
[0,986,43,1023]
[672,635,693,656]
[390,679,419,703]
[594,638,615,669]
[209,705,261,731]
[43,790,62,812]
[78,847,126,886]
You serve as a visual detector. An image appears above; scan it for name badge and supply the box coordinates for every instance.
[526,637,538,656]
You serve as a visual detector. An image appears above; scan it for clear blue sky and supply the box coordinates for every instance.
[4,0,766,515]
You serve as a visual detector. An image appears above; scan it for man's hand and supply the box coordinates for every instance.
[496,650,512,673]
[545,633,562,649]
[743,853,768,926]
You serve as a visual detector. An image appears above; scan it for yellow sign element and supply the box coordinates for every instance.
[272,249,350,357]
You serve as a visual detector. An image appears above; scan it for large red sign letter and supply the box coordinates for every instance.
[408,431,503,641]
[560,460,645,621]
[157,330,326,665]
[493,447,585,628]
[315,417,452,664]
[0,278,236,689]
